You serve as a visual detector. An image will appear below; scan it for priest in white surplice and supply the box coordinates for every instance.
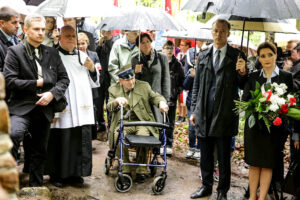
[45,25,99,187]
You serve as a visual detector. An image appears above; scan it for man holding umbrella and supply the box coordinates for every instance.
[190,19,247,200]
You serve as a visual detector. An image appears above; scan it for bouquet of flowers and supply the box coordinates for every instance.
[234,82,300,133]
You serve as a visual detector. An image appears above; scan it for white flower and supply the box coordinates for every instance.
[270,94,280,105]
[277,97,286,106]
[275,87,285,96]
[269,104,279,112]
[271,82,279,88]
[279,83,288,91]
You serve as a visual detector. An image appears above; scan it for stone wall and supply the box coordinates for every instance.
[0,73,18,199]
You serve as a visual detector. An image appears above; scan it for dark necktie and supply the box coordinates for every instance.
[214,50,221,72]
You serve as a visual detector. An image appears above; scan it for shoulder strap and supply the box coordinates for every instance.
[157,53,165,87]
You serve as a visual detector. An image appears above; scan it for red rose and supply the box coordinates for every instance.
[265,90,272,102]
[290,97,297,106]
[279,104,289,114]
[273,117,282,126]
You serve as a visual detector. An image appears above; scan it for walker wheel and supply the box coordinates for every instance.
[152,176,165,194]
[149,158,158,177]
[114,174,132,193]
[104,157,111,175]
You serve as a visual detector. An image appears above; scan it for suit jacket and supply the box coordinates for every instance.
[291,60,300,91]
[191,44,247,137]
[3,43,70,122]
[242,69,293,139]
[107,80,166,148]
[0,30,21,71]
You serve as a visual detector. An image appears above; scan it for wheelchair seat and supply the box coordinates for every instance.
[125,134,161,147]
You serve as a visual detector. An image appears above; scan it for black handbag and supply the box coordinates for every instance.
[283,154,300,195]
[52,95,68,113]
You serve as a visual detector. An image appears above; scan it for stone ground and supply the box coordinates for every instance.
[17,138,294,200]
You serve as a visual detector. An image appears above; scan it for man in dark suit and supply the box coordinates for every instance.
[190,19,247,200]
[0,6,21,72]
[3,13,69,186]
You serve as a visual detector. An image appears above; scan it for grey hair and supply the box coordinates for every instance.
[24,13,45,28]
[60,25,75,34]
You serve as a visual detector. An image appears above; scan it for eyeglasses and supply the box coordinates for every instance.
[163,47,173,50]
[46,20,55,24]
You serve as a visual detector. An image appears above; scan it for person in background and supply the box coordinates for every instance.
[63,17,96,51]
[183,62,200,160]
[0,6,21,72]
[78,32,101,140]
[185,41,206,75]
[131,32,170,124]
[45,25,99,187]
[76,17,99,50]
[108,30,139,85]
[176,40,191,124]
[162,40,184,155]
[96,30,116,132]
[42,17,59,47]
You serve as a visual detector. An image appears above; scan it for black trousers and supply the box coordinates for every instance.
[10,107,51,186]
[166,103,177,147]
[199,136,232,193]
[97,74,110,128]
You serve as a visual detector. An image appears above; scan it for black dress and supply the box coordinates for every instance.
[242,69,293,168]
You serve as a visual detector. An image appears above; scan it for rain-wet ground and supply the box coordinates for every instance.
[18,140,293,200]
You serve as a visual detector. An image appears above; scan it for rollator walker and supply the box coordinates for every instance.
[104,105,170,194]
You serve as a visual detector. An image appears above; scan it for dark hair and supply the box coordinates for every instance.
[163,40,174,49]
[180,40,192,48]
[212,19,231,31]
[136,32,152,47]
[257,42,277,56]
[0,7,19,21]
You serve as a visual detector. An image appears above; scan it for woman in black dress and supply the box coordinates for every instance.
[242,42,293,200]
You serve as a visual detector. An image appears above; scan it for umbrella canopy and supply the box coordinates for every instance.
[162,22,213,42]
[97,6,184,31]
[228,35,257,56]
[181,0,300,19]
[0,0,33,15]
[34,0,119,17]
[204,15,300,34]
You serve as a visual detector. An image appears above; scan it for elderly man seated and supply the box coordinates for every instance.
[107,65,168,183]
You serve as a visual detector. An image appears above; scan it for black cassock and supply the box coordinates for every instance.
[45,125,92,179]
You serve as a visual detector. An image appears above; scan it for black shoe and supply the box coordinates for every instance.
[190,186,212,199]
[217,192,227,200]
[135,174,146,183]
[50,176,64,187]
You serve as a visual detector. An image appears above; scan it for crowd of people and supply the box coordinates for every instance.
[0,5,300,200]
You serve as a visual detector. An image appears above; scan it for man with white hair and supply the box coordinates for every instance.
[3,13,69,186]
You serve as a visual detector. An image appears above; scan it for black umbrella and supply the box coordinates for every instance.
[24,0,45,6]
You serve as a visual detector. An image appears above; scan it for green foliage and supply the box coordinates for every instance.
[196,12,215,23]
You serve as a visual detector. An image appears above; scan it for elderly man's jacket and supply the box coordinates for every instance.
[191,44,247,137]
[107,80,166,148]
[3,43,70,122]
